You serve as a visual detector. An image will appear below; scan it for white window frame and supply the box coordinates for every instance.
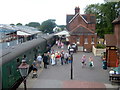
[91,37,95,44]
[84,37,88,44]
[76,37,80,44]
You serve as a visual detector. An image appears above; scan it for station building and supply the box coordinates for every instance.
[66,7,97,52]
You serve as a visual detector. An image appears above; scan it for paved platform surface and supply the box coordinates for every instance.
[18,45,119,89]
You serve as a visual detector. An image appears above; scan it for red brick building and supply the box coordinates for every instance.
[105,16,120,67]
[66,7,97,52]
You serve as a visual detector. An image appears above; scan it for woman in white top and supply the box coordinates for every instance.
[51,53,55,65]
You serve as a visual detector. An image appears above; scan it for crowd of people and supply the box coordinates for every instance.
[31,49,73,78]
[31,39,96,78]
[55,40,64,48]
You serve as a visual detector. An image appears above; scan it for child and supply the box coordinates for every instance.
[89,56,94,67]
[81,55,86,68]
[32,60,38,78]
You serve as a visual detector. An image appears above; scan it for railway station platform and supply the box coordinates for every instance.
[18,45,119,89]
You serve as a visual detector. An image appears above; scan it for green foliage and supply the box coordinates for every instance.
[25,22,40,28]
[84,2,120,38]
[57,25,66,31]
[10,24,15,26]
[96,44,106,49]
[39,19,57,33]
[16,23,22,26]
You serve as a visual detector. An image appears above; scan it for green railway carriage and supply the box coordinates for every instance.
[0,34,56,89]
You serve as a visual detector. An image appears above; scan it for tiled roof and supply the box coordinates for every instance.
[66,15,74,24]
[0,24,41,35]
[112,16,120,24]
[105,34,117,46]
[82,15,96,24]
[70,24,94,35]
[66,14,96,25]
[69,13,80,23]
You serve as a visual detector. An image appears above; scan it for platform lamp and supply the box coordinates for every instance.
[18,60,29,90]
[70,52,73,80]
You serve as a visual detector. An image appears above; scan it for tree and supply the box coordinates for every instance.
[58,25,66,31]
[84,2,120,38]
[39,19,56,33]
[25,22,40,28]
[16,23,22,26]
[10,24,15,26]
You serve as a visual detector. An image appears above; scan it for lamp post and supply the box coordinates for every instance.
[18,60,29,90]
[70,52,73,80]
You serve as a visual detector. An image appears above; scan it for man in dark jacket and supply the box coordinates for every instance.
[43,53,48,69]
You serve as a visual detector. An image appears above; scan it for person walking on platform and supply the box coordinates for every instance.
[37,54,42,68]
[89,56,94,68]
[47,52,51,65]
[56,40,58,46]
[67,44,71,51]
[69,45,74,55]
[55,51,58,65]
[68,55,72,63]
[56,52,61,65]
[51,53,55,66]
[64,52,69,64]
[81,55,86,68]
[43,53,48,69]
[61,42,64,48]
[58,40,61,48]
[22,55,28,62]
[71,43,77,53]
[60,50,64,65]
[102,57,107,70]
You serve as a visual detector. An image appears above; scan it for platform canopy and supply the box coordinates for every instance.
[17,31,31,36]
[54,30,70,37]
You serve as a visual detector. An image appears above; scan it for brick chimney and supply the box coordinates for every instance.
[75,7,80,14]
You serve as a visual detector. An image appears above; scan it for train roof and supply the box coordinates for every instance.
[0,34,55,66]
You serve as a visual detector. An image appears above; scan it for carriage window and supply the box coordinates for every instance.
[17,58,20,62]
[34,54,37,60]
[33,48,38,53]
[16,58,21,67]
[7,66,12,75]
[29,51,31,54]
[23,55,26,59]
[38,47,39,49]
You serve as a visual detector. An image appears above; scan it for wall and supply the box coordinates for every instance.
[92,45,106,56]
[68,14,87,31]
[69,34,97,52]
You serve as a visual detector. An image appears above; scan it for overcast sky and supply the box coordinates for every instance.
[0,0,104,25]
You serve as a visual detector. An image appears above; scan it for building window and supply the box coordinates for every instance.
[76,37,80,44]
[91,37,94,44]
[84,37,88,44]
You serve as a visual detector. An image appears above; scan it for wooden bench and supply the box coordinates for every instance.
[109,74,120,84]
